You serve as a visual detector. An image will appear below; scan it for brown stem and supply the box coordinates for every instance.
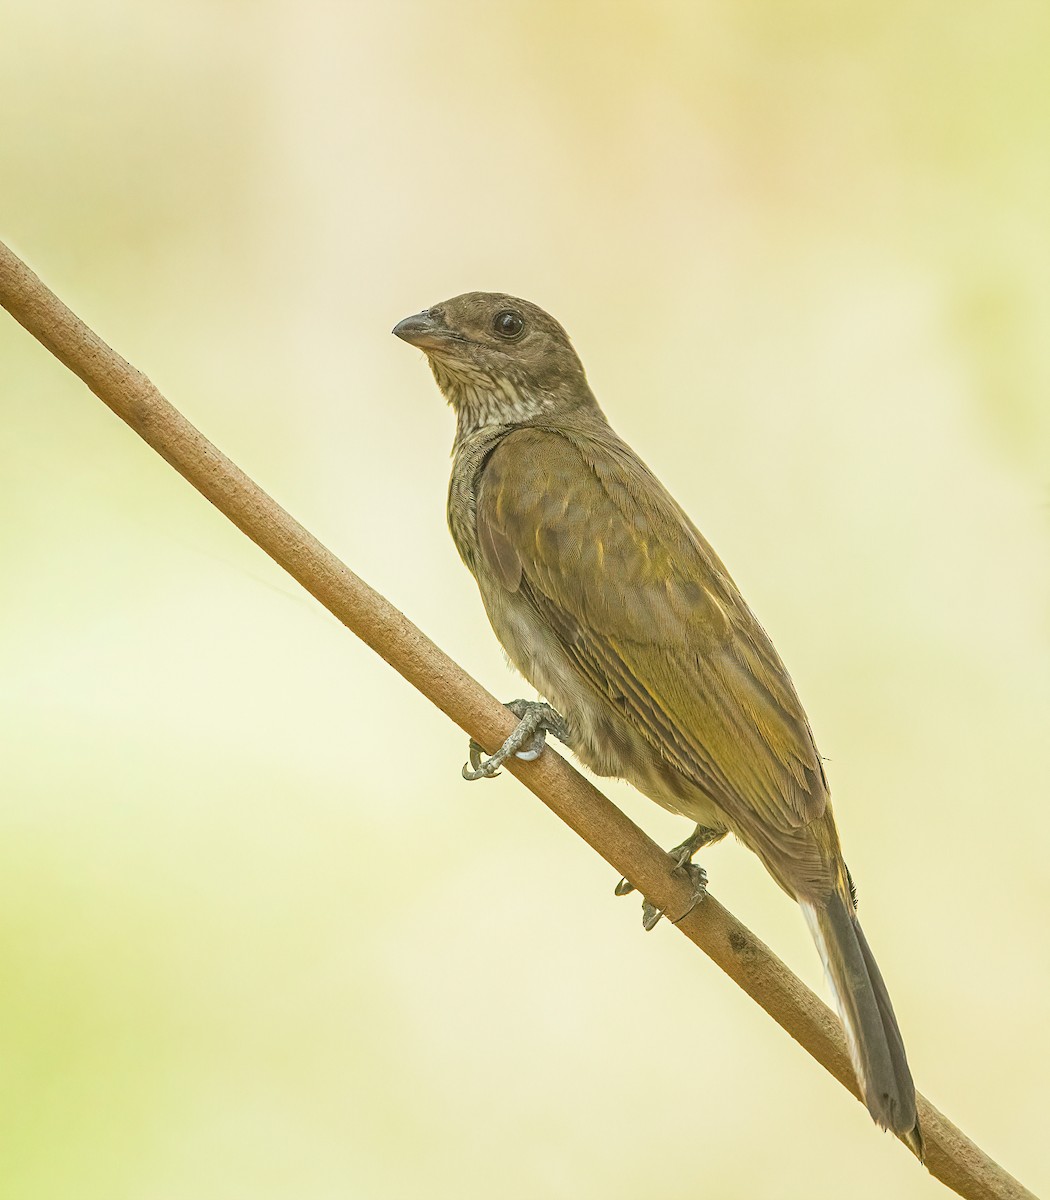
[0,238,1034,1200]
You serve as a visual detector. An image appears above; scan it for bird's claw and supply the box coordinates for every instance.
[671,863,709,923]
[462,700,568,782]
[641,899,663,931]
[616,825,717,929]
[465,738,501,779]
[637,864,709,931]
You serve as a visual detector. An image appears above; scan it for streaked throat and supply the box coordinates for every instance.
[429,356,554,443]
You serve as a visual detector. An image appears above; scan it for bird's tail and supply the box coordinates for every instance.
[801,892,924,1159]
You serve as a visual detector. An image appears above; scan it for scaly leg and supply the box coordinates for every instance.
[462,700,568,781]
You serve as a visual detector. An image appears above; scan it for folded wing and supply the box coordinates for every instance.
[475,425,829,837]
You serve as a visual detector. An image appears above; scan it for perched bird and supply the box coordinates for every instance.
[393,292,922,1156]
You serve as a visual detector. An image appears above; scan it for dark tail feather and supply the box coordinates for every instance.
[802,893,924,1159]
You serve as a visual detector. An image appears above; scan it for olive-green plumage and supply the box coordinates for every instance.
[394,291,922,1155]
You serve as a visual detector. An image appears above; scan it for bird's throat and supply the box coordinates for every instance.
[429,356,555,443]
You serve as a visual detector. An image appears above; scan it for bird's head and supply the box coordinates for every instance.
[393,292,597,439]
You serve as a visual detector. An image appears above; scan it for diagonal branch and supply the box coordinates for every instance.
[0,238,1034,1200]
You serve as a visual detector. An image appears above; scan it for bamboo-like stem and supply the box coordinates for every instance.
[0,238,1035,1200]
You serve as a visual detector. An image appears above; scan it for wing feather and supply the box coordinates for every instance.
[475,426,828,834]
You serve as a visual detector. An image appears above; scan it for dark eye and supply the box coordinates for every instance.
[493,310,525,340]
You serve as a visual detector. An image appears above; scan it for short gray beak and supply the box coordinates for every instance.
[392,309,450,351]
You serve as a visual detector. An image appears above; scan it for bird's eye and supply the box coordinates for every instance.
[493,310,525,340]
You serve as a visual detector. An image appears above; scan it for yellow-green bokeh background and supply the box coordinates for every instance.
[3,3,1048,1197]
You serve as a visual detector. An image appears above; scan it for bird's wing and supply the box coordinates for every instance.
[474,425,828,834]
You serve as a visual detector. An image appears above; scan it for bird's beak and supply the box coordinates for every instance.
[392,309,453,352]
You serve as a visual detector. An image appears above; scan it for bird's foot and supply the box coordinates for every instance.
[640,864,709,930]
[462,700,568,781]
[616,825,717,930]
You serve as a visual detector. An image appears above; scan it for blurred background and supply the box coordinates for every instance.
[2,2,1048,1197]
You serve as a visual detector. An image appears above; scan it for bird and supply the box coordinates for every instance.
[393,291,923,1157]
